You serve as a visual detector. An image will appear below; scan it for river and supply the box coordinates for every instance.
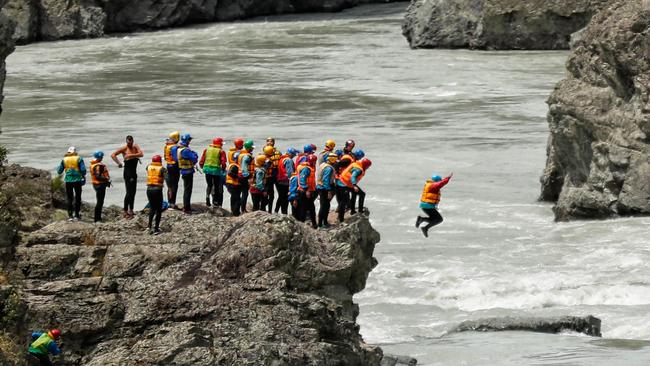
[2,3,650,365]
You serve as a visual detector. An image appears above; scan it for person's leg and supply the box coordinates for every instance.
[74,182,82,218]
[307,192,317,228]
[317,189,326,227]
[147,189,155,230]
[421,208,443,237]
[297,192,308,222]
[336,186,348,223]
[226,184,240,216]
[205,174,214,206]
[350,189,357,215]
[240,180,249,213]
[357,187,366,214]
[291,200,299,219]
[34,353,54,366]
[94,185,106,222]
[65,182,74,218]
[154,190,163,231]
[183,174,193,211]
[252,193,261,211]
[275,183,288,214]
[128,177,137,214]
[265,178,275,213]
[215,175,224,207]
[168,166,179,207]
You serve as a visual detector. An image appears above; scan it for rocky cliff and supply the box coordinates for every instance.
[1,0,402,44]
[540,1,650,220]
[0,164,389,365]
[402,0,612,50]
[0,0,14,114]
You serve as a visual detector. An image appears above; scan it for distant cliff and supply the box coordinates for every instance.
[540,1,650,220]
[402,0,612,50]
[1,0,404,44]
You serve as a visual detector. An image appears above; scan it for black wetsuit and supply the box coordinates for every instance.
[123,159,138,212]
[66,182,82,219]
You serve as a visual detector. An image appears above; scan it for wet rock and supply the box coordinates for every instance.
[402,0,613,50]
[540,1,650,220]
[381,354,418,366]
[453,315,602,337]
[0,0,14,115]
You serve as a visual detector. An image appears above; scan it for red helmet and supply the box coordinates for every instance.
[361,158,372,170]
[309,143,317,151]
[234,138,244,149]
[152,155,162,163]
[308,154,318,166]
[50,329,61,339]
[212,137,223,147]
[345,139,355,149]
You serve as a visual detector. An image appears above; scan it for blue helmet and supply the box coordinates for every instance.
[287,147,299,156]
[335,149,343,157]
[431,175,442,182]
[180,133,192,145]
[93,151,104,159]
[353,149,365,160]
[303,144,314,154]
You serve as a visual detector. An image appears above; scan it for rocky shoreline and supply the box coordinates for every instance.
[0,164,417,365]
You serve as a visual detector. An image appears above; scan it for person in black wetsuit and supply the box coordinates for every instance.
[111,135,144,219]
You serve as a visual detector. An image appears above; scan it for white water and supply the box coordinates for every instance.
[2,3,650,364]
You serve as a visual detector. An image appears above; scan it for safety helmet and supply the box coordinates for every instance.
[335,149,343,157]
[67,146,77,154]
[244,139,255,151]
[263,145,275,156]
[353,149,365,160]
[303,144,314,154]
[431,175,442,182]
[361,158,372,170]
[310,143,317,151]
[325,139,335,149]
[152,155,162,163]
[255,154,267,167]
[327,152,338,163]
[345,139,355,149]
[266,137,275,146]
[212,137,223,147]
[93,151,104,159]
[287,147,299,157]
[180,133,192,144]
[169,131,180,143]
[307,154,318,166]
[50,329,61,340]
[234,138,244,149]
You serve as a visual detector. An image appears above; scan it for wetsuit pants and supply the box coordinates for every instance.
[240,178,250,213]
[318,189,333,227]
[252,192,267,211]
[29,352,53,366]
[299,191,317,227]
[275,182,289,214]
[205,173,223,207]
[124,176,137,213]
[147,187,163,230]
[93,184,107,222]
[335,185,350,223]
[265,177,276,213]
[350,186,365,214]
[226,184,241,216]
[66,181,82,218]
[419,208,443,231]
[182,174,193,211]
[166,165,180,206]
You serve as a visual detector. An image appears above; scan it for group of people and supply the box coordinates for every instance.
[57,134,373,234]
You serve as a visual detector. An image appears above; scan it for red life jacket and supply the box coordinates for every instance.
[277,155,293,181]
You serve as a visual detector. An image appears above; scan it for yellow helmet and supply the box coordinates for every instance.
[327,152,338,164]
[325,139,336,149]
[263,145,275,156]
[255,154,268,167]
[169,131,180,143]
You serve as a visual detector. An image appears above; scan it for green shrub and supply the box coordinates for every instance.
[51,175,64,192]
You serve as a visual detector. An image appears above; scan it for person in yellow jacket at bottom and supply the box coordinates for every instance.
[416,173,453,238]
[146,155,167,235]
[28,328,61,366]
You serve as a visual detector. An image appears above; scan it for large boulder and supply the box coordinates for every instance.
[540,1,650,220]
[402,0,613,50]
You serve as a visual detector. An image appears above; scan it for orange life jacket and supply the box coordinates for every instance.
[164,142,177,166]
[147,162,165,187]
[420,180,441,204]
[339,162,365,188]
[237,151,255,177]
[227,148,240,165]
[226,162,240,186]
[90,160,110,186]
[297,163,316,192]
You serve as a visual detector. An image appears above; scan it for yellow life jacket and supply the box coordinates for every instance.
[339,162,365,188]
[227,148,239,165]
[204,145,222,169]
[237,151,255,176]
[177,147,194,170]
[164,142,177,165]
[317,162,333,186]
[420,180,441,204]
[147,162,165,187]
[63,155,80,171]
[225,162,240,186]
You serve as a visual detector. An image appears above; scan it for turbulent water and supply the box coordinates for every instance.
[3,3,650,365]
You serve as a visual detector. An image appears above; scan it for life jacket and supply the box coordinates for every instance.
[90,160,109,186]
[420,180,441,205]
[29,333,55,356]
[339,162,365,188]
[164,142,177,166]
[317,162,333,187]
[63,155,80,172]
[297,163,316,192]
[319,149,332,163]
[250,167,265,193]
[177,146,194,170]
[227,147,240,165]
[226,162,240,186]
[266,149,281,178]
[294,153,307,170]
[237,151,255,177]
[204,145,223,175]
[277,155,293,181]
[147,162,165,187]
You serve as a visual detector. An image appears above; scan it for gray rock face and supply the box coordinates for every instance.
[402,0,612,50]
[0,0,14,115]
[0,164,390,365]
[453,315,602,337]
[540,1,650,220]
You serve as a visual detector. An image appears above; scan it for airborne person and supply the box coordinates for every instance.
[416,173,453,238]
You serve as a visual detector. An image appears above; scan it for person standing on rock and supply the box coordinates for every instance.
[199,137,227,208]
[319,139,336,164]
[174,134,198,213]
[275,147,298,214]
[111,135,144,219]
[337,157,371,223]
[416,173,452,238]
[90,151,111,223]
[164,131,181,210]
[316,152,337,228]
[297,154,318,228]
[288,172,300,219]
[225,151,242,216]
[349,149,366,215]
[250,154,268,211]
[28,328,62,366]
[238,140,255,214]
[146,155,166,234]
[264,138,281,214]
[57,146,86,221]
